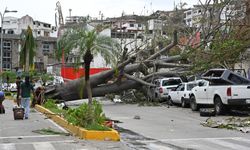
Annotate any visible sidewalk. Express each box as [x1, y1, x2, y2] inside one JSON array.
[[0, 99, 130, 150]]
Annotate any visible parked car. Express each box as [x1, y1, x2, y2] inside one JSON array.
[[2, 83, 17, 92], [1, 83, 8, 91], [168, 82, 198, 107], [190, 68, 250, 115], [153, 77, 183, 101], [8, 83, 17, 92]]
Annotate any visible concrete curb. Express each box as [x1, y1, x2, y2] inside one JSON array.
[[35, 105, 120, 141]]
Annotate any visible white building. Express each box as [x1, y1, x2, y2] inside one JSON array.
[[3, 15, 56, 37], [184, 1, 246, 28], [184, 7, 203, 27], [148, 19, 164, 35], [121, 22, 144, 33]]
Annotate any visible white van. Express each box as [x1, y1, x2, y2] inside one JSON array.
[[153, 77, 182, 101]]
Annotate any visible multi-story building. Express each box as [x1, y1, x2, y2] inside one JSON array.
[[147, 19, 163, 35], [0, 15, 57, 72], [184, 6, 203, 28], [184, 1, 246, 28]]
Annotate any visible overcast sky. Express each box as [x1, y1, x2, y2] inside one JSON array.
[[1, 0, 201, 26]]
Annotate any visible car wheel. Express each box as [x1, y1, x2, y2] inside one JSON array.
[[168, 96, 173, 106], [214, 96, 226, 115], [181, 98, 187, 108], [190, 96, 198, 111]]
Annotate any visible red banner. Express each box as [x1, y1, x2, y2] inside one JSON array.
[[61, 67, 110, 80]]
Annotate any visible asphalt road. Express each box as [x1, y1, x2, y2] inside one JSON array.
[[0, 99, 130, 150], [100, 100, 250, 150]]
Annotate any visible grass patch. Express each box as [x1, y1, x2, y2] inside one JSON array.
[[86, 123, 111, 131]]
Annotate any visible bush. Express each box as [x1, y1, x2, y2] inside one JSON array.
[[43, 99, 110, 131], [4, 92, 12, 96], [43, 99, 57, 109], [66, 100, 109, 130]]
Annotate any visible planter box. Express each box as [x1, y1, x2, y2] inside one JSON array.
[[35, 105, 120, 141]]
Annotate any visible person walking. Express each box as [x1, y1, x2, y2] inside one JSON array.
[[20, 76, 35, 119]]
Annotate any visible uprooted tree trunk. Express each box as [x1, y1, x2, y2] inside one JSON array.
[[46, 31, 190, 101]]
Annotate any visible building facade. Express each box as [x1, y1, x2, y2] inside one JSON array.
[[184, 1, 246, 28], [0, 15, 57, 72]]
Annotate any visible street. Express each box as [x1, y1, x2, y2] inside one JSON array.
[[101, 100, 250, 150], [0, 100, 130, 150], [2, 99, 250, 150]]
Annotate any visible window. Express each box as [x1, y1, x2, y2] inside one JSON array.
[[42, 43, 50, 53], [228, 74, 250, 84], [7, 30, 14, 34], [130, 24, 134, 27], [3, 42, 11, 47], [162, 79, 182, 86], [3, 41, 11, 51], [3, 51, 11, 70], [3, 63, 11, 70], [198, 81, 208, 87], [44, 32, 49, 37], [187, 83, 197, 91], [3, 58, 11, 62], [3, 52, 11, 57], [176, 84, 184, 91]]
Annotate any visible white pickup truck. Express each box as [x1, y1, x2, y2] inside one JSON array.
[[190, 69, 250, 115]]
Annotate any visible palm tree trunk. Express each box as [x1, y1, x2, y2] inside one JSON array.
[[84, 50, 93, 105], [25, 49, 30, 73]]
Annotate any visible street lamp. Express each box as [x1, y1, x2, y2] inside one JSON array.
[[0, 7, 17, 90]]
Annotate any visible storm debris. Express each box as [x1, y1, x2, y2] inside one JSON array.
[[201, 117, 250, 133]]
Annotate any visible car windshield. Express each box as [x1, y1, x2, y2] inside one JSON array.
[[162, 79, 181, 86]]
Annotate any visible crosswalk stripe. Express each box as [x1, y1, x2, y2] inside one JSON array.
[[0, 135, 60, 139], [234, 137, 250, 143], [0, 143, 15, 150], [148, 143, 173, 150], [33, 142, 56, 150], [166, 139, 215, 150], [0, 140, 75, 145], [138, 137, 250, 150], [206, 139, 250, 150], [159, 137, 242, 142]]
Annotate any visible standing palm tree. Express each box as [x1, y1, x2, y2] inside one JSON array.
[[58, 27, 120, 105], [20, 26, 36, 73]]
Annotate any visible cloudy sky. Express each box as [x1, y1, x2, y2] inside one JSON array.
[[1, 0, 201, 26]]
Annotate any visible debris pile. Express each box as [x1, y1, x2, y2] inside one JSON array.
[[201, 117, 250, 133]]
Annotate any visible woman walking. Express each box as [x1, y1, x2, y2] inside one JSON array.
[[20, 76, 35, 119]]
